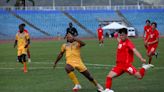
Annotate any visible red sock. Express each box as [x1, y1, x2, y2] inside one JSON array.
[[139, 68, 145, 79], [148, 57, 152, 64], [105, 77, 112, 89], [27, 50, 30, 59]]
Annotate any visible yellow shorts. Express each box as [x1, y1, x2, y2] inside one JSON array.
[[67, 60, 87, 72], [17, 48, 27, 56]]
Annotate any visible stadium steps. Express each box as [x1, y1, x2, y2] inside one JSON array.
[[61, 11, 97, 38], [5, 9, 51, 36], [115, 10, 139, 36]]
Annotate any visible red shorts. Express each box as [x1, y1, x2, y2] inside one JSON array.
[[147, 44, 158, 55], [98, 35, 103, 40], [111, 64, 137, 76]]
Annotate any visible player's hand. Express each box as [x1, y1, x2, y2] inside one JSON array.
[[140, 58, 146, 63]]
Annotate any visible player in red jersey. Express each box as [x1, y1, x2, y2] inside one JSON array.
[[143, 20, 152, 49], [97, 24, 104, 46], [18, 23, 31, 62], [102, 28, 152, 92], [145, 22, 159, 65]]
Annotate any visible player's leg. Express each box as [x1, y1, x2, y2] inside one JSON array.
[[133, 64, 152, 79], [147, 47, 156, 66], [22, 54, 28, 73], [27, 48, 31, 62], [80, 70, 103, 91], [65, 64, 81, 91], [103, 65, 123, 92], [101, 36, 104, 45], [18, 56, 23, 64]]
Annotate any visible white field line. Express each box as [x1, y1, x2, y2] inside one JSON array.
[[0, 62, 164, 70]]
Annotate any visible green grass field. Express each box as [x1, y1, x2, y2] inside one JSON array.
[[0, 38, 164, 92]]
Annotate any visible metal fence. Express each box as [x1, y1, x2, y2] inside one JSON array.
[[1, 0, 164, 7], [1, 5, 164, 11]]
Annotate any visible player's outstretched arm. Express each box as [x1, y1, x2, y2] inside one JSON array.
[[133, 48, 146, 63], [53, 51, 64, 69], [14, 40, 17, 48], [73, 37, 86, 47]]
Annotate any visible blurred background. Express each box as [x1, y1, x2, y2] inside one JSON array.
[[0, 0, 164, 39]]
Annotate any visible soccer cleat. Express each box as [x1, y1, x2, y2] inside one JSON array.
[[102, 89, 114, 92], [149, 64, 154, 68], [23, 70, 28, 73], [142, 64, 152, 70], [28, 58, 31, 63], [73, 84, 82, 92], [97, 83, 104, 92], [155, 52, 159, 59]]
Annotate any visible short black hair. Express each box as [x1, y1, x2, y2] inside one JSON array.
[[151, 22, 157, 28], [146, 19, 151, 23], [118, 28, 128, 34], [19, 23, 26, 27], [69, 22, 72, 25]]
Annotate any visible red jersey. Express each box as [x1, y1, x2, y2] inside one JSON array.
[[18, 29, 29, 34], [97, 28, 103, 36], [144, 25, 152, 40], [148, 29, 159, 46], [116, 39, 135, 65]]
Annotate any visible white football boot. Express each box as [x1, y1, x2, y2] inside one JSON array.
[[142, 64, 152, 70], [73, 84, 82, 92], [102, 89, 114, 92], [28, 58, 31, 63], [148, 64, 154, 68]]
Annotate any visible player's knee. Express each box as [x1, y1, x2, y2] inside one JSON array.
[[18, 56, 22, 63], [106, 71, 116, 78], [134, 72, 142, 79], [22, 54, 26, 62], [65, 66, 74, 73]]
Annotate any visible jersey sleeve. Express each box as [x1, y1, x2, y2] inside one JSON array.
[[61, 44, 66, 52], [76, 42, 81, 48], [128, 40, 135, 50], [25, 33, 30, 40]]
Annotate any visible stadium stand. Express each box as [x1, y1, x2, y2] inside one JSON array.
[[121, 9, 164, 35], [0, 8, 164, 39]]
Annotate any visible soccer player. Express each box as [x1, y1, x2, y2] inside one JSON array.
[[145, 22, 159, 65], [97, 24, 104, 46], [143, 20, 152, 49], [64, 22, 78, 39], [18, 23, 31, 62], [53, 33, 103, 92], [14, 24, 30, 73], [102, 28, 152, 92]]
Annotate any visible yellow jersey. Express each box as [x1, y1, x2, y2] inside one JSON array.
[[15, 32, 30, 50], [61, 41, 83, 63]]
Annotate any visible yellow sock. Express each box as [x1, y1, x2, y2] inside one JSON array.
[[68, 72, 79, 85]]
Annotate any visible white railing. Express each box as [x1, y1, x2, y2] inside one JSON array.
[[1, 5, 164, 11]]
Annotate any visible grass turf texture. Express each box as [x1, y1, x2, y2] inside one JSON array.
[[0, 38, 164, 92]]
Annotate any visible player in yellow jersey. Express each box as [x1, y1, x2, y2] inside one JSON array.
[[53, 33, 103, 92], [14, 24, 30, 73]]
